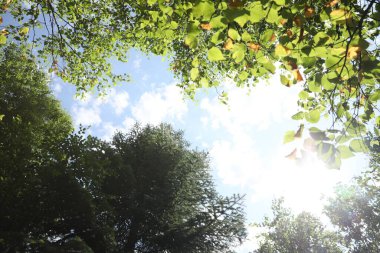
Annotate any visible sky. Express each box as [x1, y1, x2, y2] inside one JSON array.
[[51, 49, 368, 251]]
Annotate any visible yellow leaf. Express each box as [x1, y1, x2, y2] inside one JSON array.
[[223, 38, 234, 50], [286, 29, 293, 38], [347, 46, 361, 59], [279, 19, 288, 26], [292, 69, 303, 82], [325, 0, 340, 7], [304, 6, 315, 18], [1, 28, 9, 35], [330, 9, 352, 21], [200, 23, 212, 30], [247, 42, 260, 52]]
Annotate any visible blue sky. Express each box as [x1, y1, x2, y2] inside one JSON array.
[[51, 49, 368, 251]]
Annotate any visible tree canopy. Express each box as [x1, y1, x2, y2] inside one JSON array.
[[253, 198, 342, 253], [0, 46, 246, 252], [1, 0, 379, 167]]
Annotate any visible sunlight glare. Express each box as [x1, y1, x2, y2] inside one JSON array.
[[256, 154, 344, 215]]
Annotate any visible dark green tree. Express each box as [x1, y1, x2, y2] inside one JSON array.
[[0, 45, 113, 252], [104, 124, 247, 253], [253, 198, 343, 253]]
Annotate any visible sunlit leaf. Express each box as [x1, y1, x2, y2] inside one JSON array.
[[228, 28, 240, 41], [305, 110, 320, 123], [275, 44, 291, 57], [284, 130, 295, 144], [337, 145, 354, 159], [208, 47, 225, 61]]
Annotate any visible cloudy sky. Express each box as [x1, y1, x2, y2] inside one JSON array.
[[52, 49, 368, 251]]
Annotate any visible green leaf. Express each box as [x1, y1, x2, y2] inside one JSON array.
[[211, 30, 223, 44], [274, 0, 286, 5], [238, 71, 249, 81], [241, 31, 251, 42], [0, 35, 6, 45], [275, 44, 290, 57], [262, 61, 275, 74], [349, 139, 368, 153], [325, 55, 341, 68], [210, 16, 228, 29], [232, 43, 246, 63], [321, 75, 335, 90], [266, 8, 280, 24], [369, 90, 380, 102], [298, 91, 309, 100], [185, 35, 198, 48], [0, 114, 4, 121], [249, 2, 266, 23], [228, 28, 240, 41], [190, 68, 199, 80], [337, 145, 354, 159], [234, 14, 250, 27], [284, 130, 295, 144], [291, 112, 304, 120], [305, 110, 320, 123], [147, 0, 157, 6], [19, 27, 29, 36], [192, 1, 215, 20], [280, 75, 290, 86], [261, 29, 274, 43], [208, 47, 225, 61], [200, 77, 209, 87]]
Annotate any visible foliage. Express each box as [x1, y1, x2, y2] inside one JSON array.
[[105, 124, 247, 252], [253, 198, 343, 253], [0, 45, 113, 252], [2, 0, 379, 167], [0, 48, 246, 251], [324, 147, 380, 252]]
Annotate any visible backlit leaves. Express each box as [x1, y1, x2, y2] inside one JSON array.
[[208, 47, 225, 61], [1, 0, 379, 167]]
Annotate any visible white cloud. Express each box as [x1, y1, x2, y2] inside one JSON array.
[[200, 80, 300, 135], [109, 91, 129, 115], [131, 84, 188, 125], [210, 136, 262, 187], [123, 116, 136, 130], [72, 106, 102, 126]]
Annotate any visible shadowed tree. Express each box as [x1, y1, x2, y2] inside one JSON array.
[[104, 124, 247, 253], [0, 45, 113, 252]]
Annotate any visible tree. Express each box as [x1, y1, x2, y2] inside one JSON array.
[[0, 45, 113, 252], [0, 47, 246, 251], [324, 146, 380, 252], [104, 124, 247, 252], [1, 0, 379, 166], [253, 198, 343, 253]]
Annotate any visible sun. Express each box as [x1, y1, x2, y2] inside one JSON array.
[[269, 154, 343, 215]]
